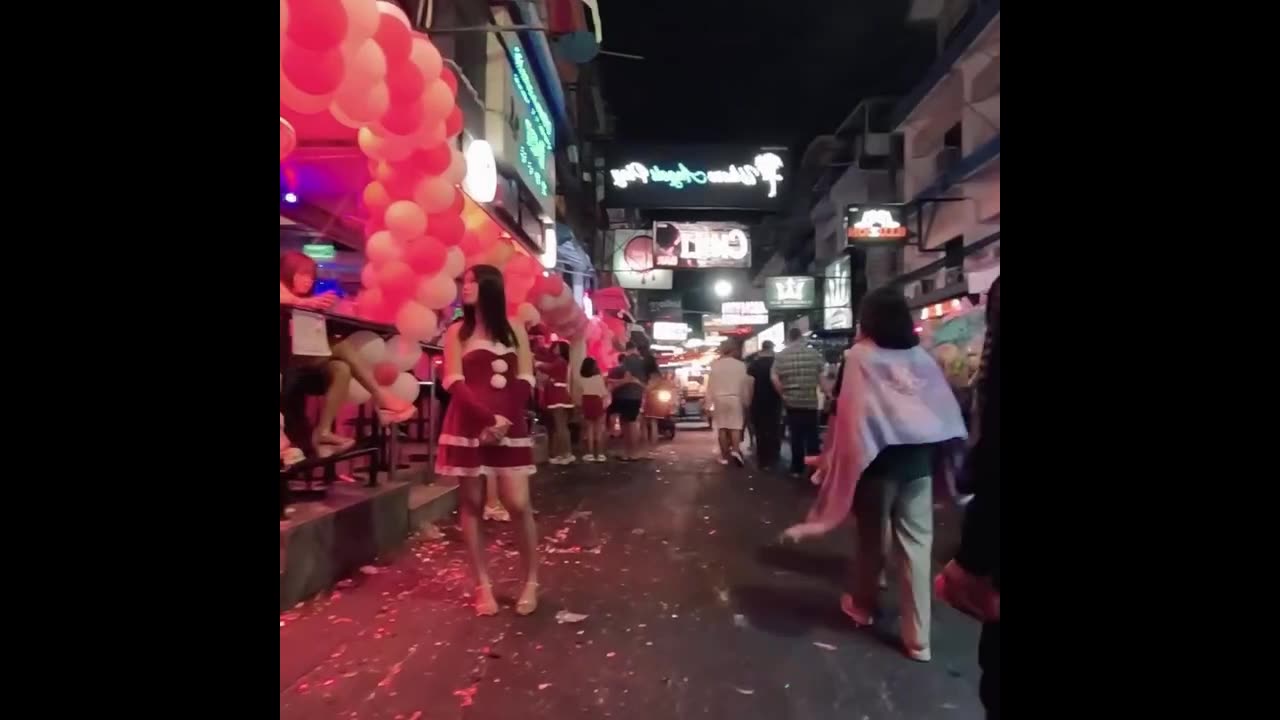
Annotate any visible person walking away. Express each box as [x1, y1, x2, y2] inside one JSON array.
[[783, 287, 968, 662], [640, 354, 664, 447], [579, 357, 610, 462], [936, 276, 1000, 718], [747, 340, 783, 470], [707, 340, 751, 466], [772, 328, 826, 479], [606, 343, 650, 460]]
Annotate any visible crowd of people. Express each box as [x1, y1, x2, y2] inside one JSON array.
[[281, 249, 999, 718]]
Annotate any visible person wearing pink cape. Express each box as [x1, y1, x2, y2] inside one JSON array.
[[784, 287, 968, 663]]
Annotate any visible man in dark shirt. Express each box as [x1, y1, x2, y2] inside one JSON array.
[[746, 341, 783, 469], [607, 343, 650, 460]]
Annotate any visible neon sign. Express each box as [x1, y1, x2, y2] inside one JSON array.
[[611, 153, 785, 198], [765, 276, 815, 310], [507, 46, 554, 208], [652, 221, 751, 269], [845, 205, 909, 241]]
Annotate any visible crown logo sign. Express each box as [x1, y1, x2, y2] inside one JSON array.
[[774, 277, 807, 303]]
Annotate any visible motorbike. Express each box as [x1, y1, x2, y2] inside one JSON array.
[[646, 385, 678, 440]]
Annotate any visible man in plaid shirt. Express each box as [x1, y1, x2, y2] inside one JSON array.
[[771, 328, 826, 478]]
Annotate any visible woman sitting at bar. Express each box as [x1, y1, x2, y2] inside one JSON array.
[[280, 251, 416, 454]]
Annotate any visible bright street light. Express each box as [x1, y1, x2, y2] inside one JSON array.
[[713, 279, 733, 298]]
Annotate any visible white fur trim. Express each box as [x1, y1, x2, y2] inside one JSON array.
[[553, 382, 569, 388], [490, 374, 508, 389], [438, 434, 534, 448], [546, 403, 575, 409], [434, 464, 538, 478], [517, 374, 535, 386], [491, 358, 509, 373], [462, 339, 516, 357]]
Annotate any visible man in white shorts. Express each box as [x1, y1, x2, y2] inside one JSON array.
[[707, 340, 751, 466]]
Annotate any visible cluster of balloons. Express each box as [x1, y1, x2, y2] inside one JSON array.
[[344, 331, 423, 404], [281, 0, 590, 344]]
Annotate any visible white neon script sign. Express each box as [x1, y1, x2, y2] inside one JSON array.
[[611, 153, 785, 198]]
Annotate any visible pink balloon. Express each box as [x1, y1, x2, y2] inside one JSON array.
[[362, 181, 392, 216], [388, 372, 422, 403], [380, 98, 424, 136], [409, 36, 443, 84], [360, 263, 379, 289], [385, 200, 427, 241], [516, 303, 541, 327], [281, 72, 332, 114], [342, 0, 380, 47], [396, 301, 439, 342], [384, 56, 425, 105], [378, 260, 418, 301], [282, 42, 346, 96], [421, 79, 454, 123], [376, 0, 410, 25], [444, 144, 467, 185], [333, 78, 389, 125], [413, 176, 457, 214], [443, 246, 466, 278], [415, 272, 457, 310], [410, 143, 452, 176], [286, 0, 348, 51], [357, 125, 411, 162], [372, 4, 412, 61], [364, 230, 403, 265], [355, 287, 392, 323]]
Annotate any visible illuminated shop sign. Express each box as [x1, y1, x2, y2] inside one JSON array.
[[652, 321, 691, 342], [505, 45, 555, 214], [765, 276, 815, 310], [605, 145, 789, 210], [845, 204, 909, 243], [302, 243, 336, 261], [720, 301, 769, 325], [652, 221, 751, 269]]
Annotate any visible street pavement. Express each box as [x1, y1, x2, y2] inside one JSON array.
[[280, 430, 984, 720]]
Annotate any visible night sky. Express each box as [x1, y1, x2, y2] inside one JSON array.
[[597, 0, 936, 153], [594, 1, 936, 311]]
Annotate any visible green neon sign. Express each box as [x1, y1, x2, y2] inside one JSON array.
[[507, 45, 554, 205], [303, 243, 336, 261]]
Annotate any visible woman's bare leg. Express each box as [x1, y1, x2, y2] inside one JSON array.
[[458, 478, 497, 615], [484, 474, 508, 520], [313, 360, 355, 447], [553, 409, 571, 458], [497, 472, 540, 614], [329, 339, 411, 411]]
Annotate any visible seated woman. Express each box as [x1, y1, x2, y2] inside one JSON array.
[[280, 251, 417, 454]]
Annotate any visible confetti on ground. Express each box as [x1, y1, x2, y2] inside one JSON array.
[[538, 683, 552, 691], [733, 614, 748, 628], [813, 642, 837, 651], [359, 565, 381, 576], [422, 525, 444, 540], [453, 686, 478, 707], [556, 610, 589, 624], [734, 687, 756, 695]]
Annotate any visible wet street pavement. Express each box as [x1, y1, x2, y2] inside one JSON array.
[[280, 430, 984, 720]]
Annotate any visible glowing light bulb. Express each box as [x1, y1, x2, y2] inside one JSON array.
[[284, 192, 298, 204]]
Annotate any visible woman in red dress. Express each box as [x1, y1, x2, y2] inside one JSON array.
[[540, 340, 576, 464], [435, 265, 540, 616]]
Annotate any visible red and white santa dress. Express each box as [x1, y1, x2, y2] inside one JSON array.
[[541, 354, 575, 412], [435, 338, 536, 478]]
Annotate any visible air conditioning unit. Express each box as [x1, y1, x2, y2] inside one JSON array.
[[864, 132, 890, 156]]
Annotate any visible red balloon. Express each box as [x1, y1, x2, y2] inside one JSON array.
[[364, 217, 385, 237], [282, 43, 346, 96], [373, 161, 418, 197], [286, 0, 348, 51], [379, 260, 418, 301], [440, 67, 458, 96], [444, 106, 463, 138], [384, 59, 425, 105], [458, 230, 486, 257], [404, 235, 447, 275], [373, 361, 400, 386], [373, 12, 412, 61], [427, 211, 465, 245], [446, 188, 465, 214], [381, 99, 424, 136], [410, 143, 452, 176]]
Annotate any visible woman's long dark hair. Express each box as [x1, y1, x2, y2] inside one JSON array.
[[460, 264, 517, 348], [858, 287, 919, 349], [280, 251, 317, 297], [553, 340, 570, 362], [580, 357, 600, 378]]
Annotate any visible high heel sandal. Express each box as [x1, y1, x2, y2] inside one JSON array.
[[474, 583, 498, 617], [515, 581, 539, 616]]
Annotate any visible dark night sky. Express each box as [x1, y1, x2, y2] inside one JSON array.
[[596, 0, 936, 153]]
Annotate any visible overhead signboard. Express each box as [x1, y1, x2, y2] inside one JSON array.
[[501, 44, 556, 218], [605, 145, 788, 210], [845, 204, 909, 244], [823, 256, 853, 330], [610, 228, 674, 290], [720, 301, 769, 325], [651, 221, 751, 269], [652, 321, 691, 342], [765, 276, 816, 310], [648, 297, 683, 321]]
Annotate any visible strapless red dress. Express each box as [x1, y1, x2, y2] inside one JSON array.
[[542, 357, 574, 410], [435, 342, 536, 478]]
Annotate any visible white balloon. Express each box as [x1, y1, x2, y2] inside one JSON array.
[[343, 0, 381, 47], [346, 330, 387, 365], [415, 273, 457, 310], [347, 377, 372, 405], [385, 334, 423, 372], [389, 372, 422, 403]]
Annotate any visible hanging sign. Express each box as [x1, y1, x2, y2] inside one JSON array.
[[845, 204, 909, 243], [765, 276, 816, 310], [605, 145, 788, 210], [651, 221, 751, 269]]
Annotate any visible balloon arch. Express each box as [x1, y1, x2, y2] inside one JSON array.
[[280, 0, 589, 349]]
